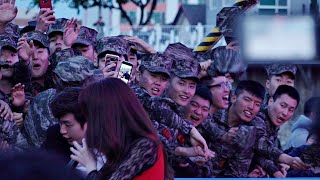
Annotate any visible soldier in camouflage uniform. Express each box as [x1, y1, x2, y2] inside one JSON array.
[[130, 53, 172, 106], [22, 56, 103, 148], [143, 43, 210, 157], [72, 26, 98, 62], [262, 64, 297, 109], [47, 18, 68, 54], [250, 85, 309, 177]]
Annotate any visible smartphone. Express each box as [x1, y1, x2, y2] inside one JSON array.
[[105, 54, 119, 72], [117, 61, 133, 83], [39, 0, 53, 9]]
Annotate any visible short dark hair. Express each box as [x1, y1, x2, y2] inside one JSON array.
[[273, 85, 300, 106], [50, 87, 86, 127], [235, 80, 265, 101], [194, 84, 213, 106], [304, 97, 320, 116]]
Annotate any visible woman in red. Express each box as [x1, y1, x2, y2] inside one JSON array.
[[71, 78, 171, 179]]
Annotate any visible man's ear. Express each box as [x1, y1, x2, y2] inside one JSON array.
[[266, 79, 270, 90], [268, 97, 274, 106], [136, 71, 141, 82]]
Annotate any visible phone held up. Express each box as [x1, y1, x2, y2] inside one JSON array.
[[117, 61, 133, 84], [39, 0, 53, 9], [105, 54, 119, 72]]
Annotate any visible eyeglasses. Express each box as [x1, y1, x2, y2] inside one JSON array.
[[208, 81, 232, 90]]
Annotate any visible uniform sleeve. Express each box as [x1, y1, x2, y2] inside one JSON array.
[[256, 156, 280, 176], [13, 61, 32, 94], [144, 97, 193, 135], [109, 138, 158, 180], [252, 117, 283, 161], [198, 119, 226, 142]]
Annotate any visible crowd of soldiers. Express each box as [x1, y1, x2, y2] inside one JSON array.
[[1, 0, 320, 179]]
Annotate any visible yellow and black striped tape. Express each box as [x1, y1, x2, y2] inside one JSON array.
[[193, 0, 257, 52]]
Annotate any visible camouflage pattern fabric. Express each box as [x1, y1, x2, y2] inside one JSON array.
[[75, 26, 98, 46], [206, 46, 246, 80], [143, 95, 193, 136], [0, 35, 17, 50], [53, 56, 103, 83], [3, 23, 20, 39], [25, 30, 49, 48], [130, 82, 151, 107], [96, 36, 129, 56], [265, 64, 297, 78], [47, 18, 68, 36], [22, 88, 57, 148], [140, 53, 173, 77], [49, 48, 82, 69], [163, 43, 200, 79]]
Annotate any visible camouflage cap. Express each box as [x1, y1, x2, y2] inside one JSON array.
[[26, 30, 49, 48], [47, 18, 68, 36], [74, 26, 98, 46], [0, 35, 17, 50], [140, 53, 173, 77], [53, 56, 103, 82], [164, 43, 200, 80], [96, 36, 129, 56], [265, 64, 297, 78], [207, 46, 246, 79], [49, 48, 82, 69], [20, 20, 36, 36]]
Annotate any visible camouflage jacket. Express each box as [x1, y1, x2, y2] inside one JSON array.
[[143, 95, 193, 135], [204, 112, 257, 177], [0, 116, 30, 152], [250, 110, 283, 175], [153, 120, 213, 177], [129, 82, 151, 107], [22, 89, 58, 148], [30, 66, 55, 97]]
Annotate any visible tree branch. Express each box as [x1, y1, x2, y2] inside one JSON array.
[[142, 0, 157, 25], [118, 2, 133, 25]]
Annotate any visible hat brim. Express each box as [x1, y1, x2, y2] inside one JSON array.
[[145, 66, 170, 77]]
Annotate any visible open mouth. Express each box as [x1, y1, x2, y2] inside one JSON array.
[[151, 87, 160, 94], [276, 117, 285, 124], [55, 47, 62, 51], [33, 64, 41, 70], [244, 110, 253, 118], [190, 114, 200, 121], [179, 95, 189, 102]]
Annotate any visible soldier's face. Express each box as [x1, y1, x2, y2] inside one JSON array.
[[0, 47, 18, 78], [266, 74, 295, 96], [74, 44, 96, 62], [137, 69, 169, 97], [185, 95, 210, 127], [49, 33, 63, 54], [31, 46, 50, 79], [59, 113, 87, 145], [231, 90, 262, 122], [268, 94, 297, 127], [208, 76, 231, 110], [167, 76, 197, 106]]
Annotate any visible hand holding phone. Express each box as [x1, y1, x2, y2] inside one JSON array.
[[105, 54, 119, 72], [117, 61, 133, 83], [39, 0, 53, 9]]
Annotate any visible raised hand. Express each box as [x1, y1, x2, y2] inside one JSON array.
[[0, 0, 18, 25], [63, 18, 81, 48], [11, 83, 26, 107], [35, 8, 55, 32]]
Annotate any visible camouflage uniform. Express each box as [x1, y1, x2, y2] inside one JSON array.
[[74, 26, 98, 46], [262, 64, 297, 109], [1, 23, 20, 39], [250, 110, 284, 176], [25, 30, 54, 96], [143, 43, 199, 136], [23, 56, 103, 148], [47, 18, 68, 37], [96, 36, 129, 57], [49, 48, 82, 70], [130, 53, 173, 106]]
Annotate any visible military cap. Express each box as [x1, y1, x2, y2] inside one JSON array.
[[25, 30, 49, 48], [74, 26, 98, 46], [265, 64, 297, 79], [4, 23, 20, 39], [20, 21, 36, 36], [0, 35, 17, 50], [96, 36, 129, 56], [164, 43, 200, 80], [47, 18, 68, 36], [49, 48, 82, 69], [207, 46, 246, 79], [53, 56, 103, 82], [140, 53, 173, 77]]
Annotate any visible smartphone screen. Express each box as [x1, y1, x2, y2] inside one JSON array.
[[105, 54, 119, 71], [117, 61, 133, 83], [39, 0, 53, 9]]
